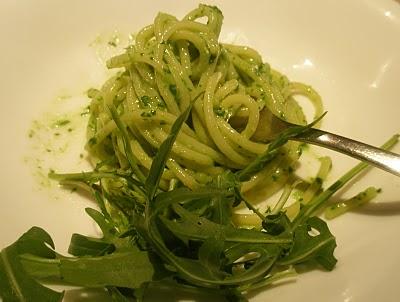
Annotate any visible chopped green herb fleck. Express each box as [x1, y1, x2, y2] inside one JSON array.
[[140, 110, 156, 118], [81, 106, 90, 116], [209, 55, 216, 64], [108, 34, 120, 47], [88, 137, 97, 146], [141, 95, 150, 106], [169, 84, 177, 97], [213, 106, 226, 118], [54, 119, 71, 127], [28, 130, 35, 138]]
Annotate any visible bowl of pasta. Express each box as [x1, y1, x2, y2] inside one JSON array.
[[0, 1, 399, 301]]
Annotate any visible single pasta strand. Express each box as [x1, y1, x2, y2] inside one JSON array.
[[191, 110, 215, 147], [151, 127, 215, 167], [220, 93, 260, 138], [183, 4, 223, 36], [164, 47, 192, 111], [161, 20, 213, 42], [202, 72, 251, 166], [283, 82, 324, 124], [166, 159, 200, 190], [135, 24, 155, 51], [177, 40, 192, 76], [169, 30, 213, 79], [155, 71, 181, 115], [222, 44, 263, 64], [217, 120, 267, 155], [214, 79, 239, 105], [161, 124, 227, 164]]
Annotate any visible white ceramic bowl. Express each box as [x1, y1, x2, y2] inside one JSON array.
[[0, 1, 399, 301]]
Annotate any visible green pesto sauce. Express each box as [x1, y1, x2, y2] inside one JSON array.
[[107, 34, 120, 47], [25, 94, 91, 191], [89, 31, 135, 68]]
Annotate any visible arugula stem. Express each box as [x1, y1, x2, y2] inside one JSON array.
[[236, 189, 265, 220], [49, 171, 118, 182], [108, 105, 146, 183], [271, 181, 299, 215]]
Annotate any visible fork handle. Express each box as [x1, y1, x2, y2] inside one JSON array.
[[294, 128, 400, 177]]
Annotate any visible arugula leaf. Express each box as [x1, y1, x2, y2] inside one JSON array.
[[85, 207, 117, 240], [68, 233, 115, 257], [207, 171, 238, 224], [13, 227, 57, 258], [262, 212, 292, 236], [198, 233, 227, 279], [59, 247, 162, 288], [145, 101, 195, 201], [279, 216, 337, 270], [21, 249, 164, 294], [142, 187, 290, 287], [0, 227, 64, 302], [208, 192, 234, 225], [161, 204, 291, 244], [19, 255, 61, 280]]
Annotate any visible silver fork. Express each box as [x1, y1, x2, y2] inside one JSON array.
[[251, 109, 400, 177]]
